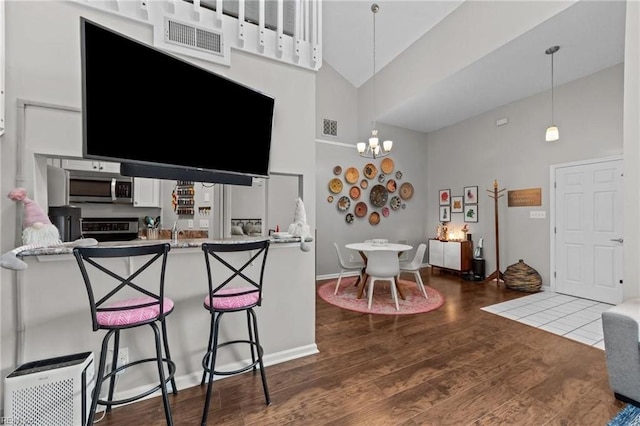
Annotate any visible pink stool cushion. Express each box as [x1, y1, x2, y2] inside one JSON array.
[[97, 296, 174, 327], [204, 287, 259, 310]]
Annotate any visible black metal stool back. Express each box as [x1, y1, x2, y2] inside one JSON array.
[[73, 243, 177, 426], [200, 239, 271, 425]]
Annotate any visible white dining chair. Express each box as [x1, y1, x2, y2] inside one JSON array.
[[333, 243, 365, 295], [399, 243, 428, 299], [365, 250, 400, 311]]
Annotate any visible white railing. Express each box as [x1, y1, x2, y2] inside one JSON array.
[[75, 0, 322, 71]]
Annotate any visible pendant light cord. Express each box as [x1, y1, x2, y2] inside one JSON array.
[[551, 51, 554, 124], [372, 4, 377, 130]]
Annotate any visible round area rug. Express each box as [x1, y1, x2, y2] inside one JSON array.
[[318, 276, 445, 315]]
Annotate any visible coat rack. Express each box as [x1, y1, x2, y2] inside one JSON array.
[[485, 179, 506, 285]]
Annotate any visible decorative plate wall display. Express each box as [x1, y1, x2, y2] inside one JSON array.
[[327, 195, 334, 203], [386, 179, 396, 192], [333, 165, 342, 175], [399, 182, 414, 200], [354, 201, 368, 217], [360, 179, 369, 189], [395, 171, 403, 180], [382, 206, 390, 217], [329, 178, 343, 194], [364, 163, 378, 179], [378, 173, 386, 183], [345, 213, 354, 224], [390, 196, 402, 210], [349, 186, 361, 200], [337, 196, 350, 211], [369, 184, 389, 207], [381, 158, 394, 174], [345, 167, 359, 184], [369, 211, 381, 225]]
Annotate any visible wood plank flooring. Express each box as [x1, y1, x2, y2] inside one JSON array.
[[93, 270, 624, 425]]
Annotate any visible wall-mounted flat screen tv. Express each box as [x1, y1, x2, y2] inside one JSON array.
[[80, 17, 274, 182]]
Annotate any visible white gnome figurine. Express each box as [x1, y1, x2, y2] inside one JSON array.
[[1, 188, 98, 270], [287, 197, 312, 252]]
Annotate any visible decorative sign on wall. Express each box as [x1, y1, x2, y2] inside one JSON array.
[[507, 188, 542, 207]]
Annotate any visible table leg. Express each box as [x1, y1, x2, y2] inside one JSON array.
[[357, 272, 369, 299]]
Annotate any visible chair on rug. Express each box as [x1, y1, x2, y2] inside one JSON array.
[[333, 242, 365, 295], [199, 240, 271, 426], [365, 250, 400, 311], [399, 243, 428, 299], [73, 243, 177, 426]]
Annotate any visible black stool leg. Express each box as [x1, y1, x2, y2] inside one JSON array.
[[88, 330, 114, 426], [151, 322, 173, 426], [249, 309, 270, 405], [201, 311, 223, 426], [106, 330, 120, 413], [160, 319, 178, 394], [246, 311, 257, 372], [200, 311, 216, 386]]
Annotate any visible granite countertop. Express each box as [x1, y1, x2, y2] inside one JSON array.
[[19, 235, 312, 257]]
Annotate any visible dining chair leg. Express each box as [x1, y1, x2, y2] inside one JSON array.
[[334, 271, 344, 295], [367, 277, 375, 309], [390, 278, 399, 311], [415, 271, 428, 299]]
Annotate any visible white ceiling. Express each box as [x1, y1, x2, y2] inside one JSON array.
[[322, 0, 627, 134]]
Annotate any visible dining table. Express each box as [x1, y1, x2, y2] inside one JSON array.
[[345, 241, 413, 300]]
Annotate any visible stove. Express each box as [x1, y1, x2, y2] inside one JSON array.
[[81, 217, 139, 242]]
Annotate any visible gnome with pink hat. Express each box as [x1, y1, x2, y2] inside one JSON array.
[[1, 188, 97, 270]]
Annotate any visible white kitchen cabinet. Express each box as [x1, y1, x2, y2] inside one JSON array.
[[62, 159, 120, 173], [428, 239, 472, 274], [133, 177, 161, 208]]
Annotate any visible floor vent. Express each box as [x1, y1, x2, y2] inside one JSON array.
[[164, 18, 223, 56], [322, 119, 338, 137]]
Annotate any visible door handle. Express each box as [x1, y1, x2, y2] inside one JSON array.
[[610, 238, 624, 243]]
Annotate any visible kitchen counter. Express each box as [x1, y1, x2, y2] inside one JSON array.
[[18, 235, 312, 257]]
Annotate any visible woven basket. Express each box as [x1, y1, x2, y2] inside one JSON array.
[[504, 259, 542, 293]]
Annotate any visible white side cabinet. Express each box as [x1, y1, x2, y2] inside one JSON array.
[[62, 159, 120, 173], [133, 177, 161, 208], [428, 239, 472, 274]]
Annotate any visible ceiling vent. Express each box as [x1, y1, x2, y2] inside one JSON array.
[[164, 18, 223, 56], [322, 119, 338, 137]]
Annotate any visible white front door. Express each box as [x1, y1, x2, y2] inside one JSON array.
[[553, 157, 623, 304]]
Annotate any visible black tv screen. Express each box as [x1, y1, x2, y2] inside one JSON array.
[[80, 17, 274, 180]]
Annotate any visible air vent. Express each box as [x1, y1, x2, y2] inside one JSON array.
[[322, 119, 338, 137], [164, 18, 223, 56]]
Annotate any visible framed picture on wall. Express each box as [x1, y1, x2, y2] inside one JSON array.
[[439, 205, 451, 222], [464, 205, 478, 223], [439, 189, 451, 205], [451, 196, 464, 213], [464, 186, 478, 204]]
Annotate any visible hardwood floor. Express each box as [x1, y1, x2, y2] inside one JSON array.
[[94, 270, 624, 425]]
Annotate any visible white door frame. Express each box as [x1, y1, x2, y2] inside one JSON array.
[[549, 154, 623, 294]]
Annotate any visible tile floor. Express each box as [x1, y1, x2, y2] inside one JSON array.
[[481, 291, 614, 350]]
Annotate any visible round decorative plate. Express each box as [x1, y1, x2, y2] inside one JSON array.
[[345, 213, 354, 224], [386, 179, 397, 193], [329, 178, 343, 194], [399, 182, 414, 200], [369, 211, 381, 225], [395, 170, 403, 180], [345, 167, 359, 184], [378, 173, 386, 183], [327, 195, 334, 203], [382, 206, 390, 217], [337, 196, 350, 211], [381, 158, 394, 174], [333, 165, 342, 175], [364, 163, 378, 179], [355, 201, 368, 217], [349, 186, 361, 200], [369, 184, 389, 207], [390, 196, 402, 210], [360, 179, 369, 189]]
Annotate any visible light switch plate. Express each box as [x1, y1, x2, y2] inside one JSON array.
[[199, 219, 209, 228], [188, 220, 194, 229], [530, 211, 546, 219]]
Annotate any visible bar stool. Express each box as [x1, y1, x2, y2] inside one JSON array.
[[200, 239, 271, 426], [73, 243, 177, 426]]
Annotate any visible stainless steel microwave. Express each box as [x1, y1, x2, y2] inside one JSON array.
[[67, 171, 133, 204]]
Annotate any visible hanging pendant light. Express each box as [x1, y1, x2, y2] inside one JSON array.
[[357, 4, 393, 159], [545, 45, 560, 142]]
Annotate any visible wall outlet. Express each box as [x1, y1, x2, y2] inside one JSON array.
[[199, 219, 209, 228], [116, 347, 128, 375], [188, 219, 194, 229], [530, 211, 546, 219]]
